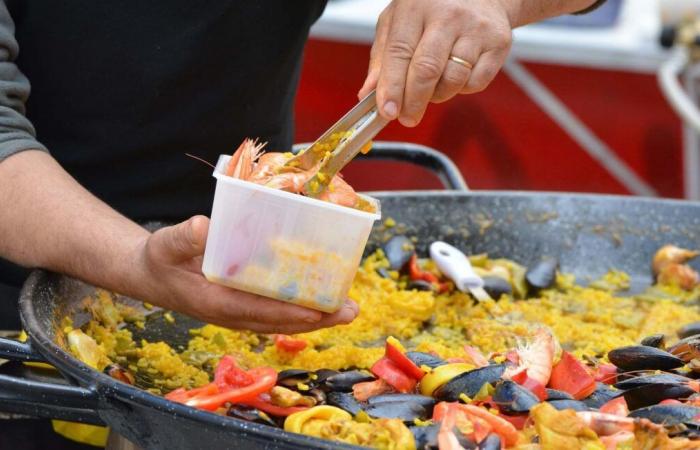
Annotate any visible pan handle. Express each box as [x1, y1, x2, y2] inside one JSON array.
[[0, 337, 104, 425], [293, 141, 469, 191]]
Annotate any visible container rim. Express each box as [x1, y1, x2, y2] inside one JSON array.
[[213, 154, 382, 220]]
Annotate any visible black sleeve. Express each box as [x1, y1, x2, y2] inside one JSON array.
[[0, 1, 48, 162], [574, 0, 608, 15]]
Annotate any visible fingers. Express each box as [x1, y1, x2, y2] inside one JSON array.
[[150, 216, 210, 263], [236, 300, 360, 335], [375, 1, 423, 121], [399, 25, 456, 127], [358, 4, 393, 100], [461, 47, 509, 94], [432, 37, 478, 104]]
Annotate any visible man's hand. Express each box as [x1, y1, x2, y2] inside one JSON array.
[[134, 216, 359, 334], [359, 0, 600, 127]]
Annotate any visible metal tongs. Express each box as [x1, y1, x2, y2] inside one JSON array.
[[285, 90, 389, 198]]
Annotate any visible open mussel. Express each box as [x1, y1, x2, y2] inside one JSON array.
[[322, 370, 375, 392], [525, 258, 558, 291], [482, 276, 512, 299], [406, 352, 446, 369], [492, 380, 539, 415], [608, 345, 684, 371], [628, 404, 700, 427], [227, 405, 277, 427], [326, 391, 363, 415], [434, 364, 505, 401], [277, 369, 312, 389], [621, 383, 697, 411], [547, 399, 590, 412], [384, 235, 415, 271]]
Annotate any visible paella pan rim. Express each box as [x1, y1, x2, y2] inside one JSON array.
[[16, 190, 700, 448]]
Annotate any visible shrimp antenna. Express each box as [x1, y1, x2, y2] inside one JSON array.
[[185, 153, 216, 169]]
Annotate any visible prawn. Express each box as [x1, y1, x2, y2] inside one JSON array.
[[576, 411, 636, 436], [503, 328, 559, 387]]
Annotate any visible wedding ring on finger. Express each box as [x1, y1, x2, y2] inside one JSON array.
[[449, 55, 473, 70]]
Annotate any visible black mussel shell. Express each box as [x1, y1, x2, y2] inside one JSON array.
[[406, 352, 446, 369], [277, 369, 312, 388], [313, 369, 339, 384], [547, 399, 590, 412], [492, 380, 539, 415], [640, 334, 666, 349], [384, 236, 415, 271], [227, 405, 277, 427], [368, 394, 436, 412], [622, 383, 696, 411], [326, 391, 363, 415], [410, 424, 440, 450], [614, 373, 692, 390], [679, 323, 700, 340], [407, 280, 435, 292], [482, 276, 512, 299], [525, 258, 558, 290], [376, 267, 392, 279], [365, 401, 429, 422], [608, 345, 684, 371], [323, 370, 375, 392], [629, 404, 700, 426], [478, 434, 502, 450], [545, 389, 574, 401], [307, 388, 326, 405], [434, 364, 506, 401], [104, 364, 135, 385], [582, 383, 619, 409]]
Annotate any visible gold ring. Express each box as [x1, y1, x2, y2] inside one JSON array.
[[449, 55, 473, 70]]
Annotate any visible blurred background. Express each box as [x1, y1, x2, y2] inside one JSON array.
[[294, 0, 700, 198]]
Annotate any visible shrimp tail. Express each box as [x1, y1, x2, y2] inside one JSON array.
[[226, 138, 266, 180]]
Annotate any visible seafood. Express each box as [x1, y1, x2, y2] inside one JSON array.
[[607, 345, 685, 371], [224, 138, 369, 211], [433, 365, 506, 401], [503, 328, 559, 388], [524, 258, 558, 291]]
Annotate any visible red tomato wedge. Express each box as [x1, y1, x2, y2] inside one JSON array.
[[371, 357, 417, 393], [593, 363, 618, 385], [511, 370, 547, 401], [600, 397, 629, 417], [385, 338, 425, 380], [214, 355, 254, 389], [273, 335, 308, 354], [549, 351, 596, 400]]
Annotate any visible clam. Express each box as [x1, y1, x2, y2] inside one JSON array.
[[608, 345, 684, 371]]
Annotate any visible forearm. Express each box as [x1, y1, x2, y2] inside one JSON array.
[[501, 0, 601, 28], [0, 150, 150, 298]]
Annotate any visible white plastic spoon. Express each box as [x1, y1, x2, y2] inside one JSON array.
[[429, 241, 492, 302]]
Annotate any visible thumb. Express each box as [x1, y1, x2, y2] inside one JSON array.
[[152, 215, 209, 263]]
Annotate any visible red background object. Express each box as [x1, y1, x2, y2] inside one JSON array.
[[294, 39, 683, 197]]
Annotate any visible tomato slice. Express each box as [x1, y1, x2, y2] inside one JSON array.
[[600, 397, 629, 417], [371, 357, 417, 393], [184, 367, 278, 411], [274, 335, 308, 354], [214, 355, 254, 389], [385, 339, 425, 380], [243, 396, 309, 417], [549, 351, 596, 400]]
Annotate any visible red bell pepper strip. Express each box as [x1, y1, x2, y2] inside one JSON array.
[[408, 254, 439, 284], [511, 370, 547, 401], [433, 402, 518, 447], [273, 335, 308, 354], [600, 397, 629, 417], [242, 395, 309, 417], [549, 351, 597, 400], [385, 338, 425, 380], [593, 363, 618, 385], [371, 357, 417, 393], [353, 378, 394, 402]]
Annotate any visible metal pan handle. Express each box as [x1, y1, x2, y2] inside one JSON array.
[[0, 337, 103, 424], [293, 141, 469, 191]]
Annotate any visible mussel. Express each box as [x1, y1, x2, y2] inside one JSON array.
[[581, 383, 619, 409], [482, 276, 512, 299], [614, 373, 692, 390], [478, 434, 502, 450], [679, 324, 700, 340], [407, 280, 435, 292], [384, 235, 415, 271], [628, 404, 700, 427], [525, 258, 558, 291], [365, 400, 430, 422], [322, 370, 375, 392], [367, 394, 436, 411], [376, 267, 392, 279], [406, 352, 447, 369], [434, 364, 505, 401], [607, 345, 684, 371], [227, 405, 277, 427], [547, 399, 590, 412], [410, 424, 477, 450], [640, 334, 666, 349], [545, 389, 574, 401], [621, 383, 697, 411], [492, 380, 539, 415], [668, 336, 700, 363], [277, 369, 312, 389], [326, 391, 363, 415]]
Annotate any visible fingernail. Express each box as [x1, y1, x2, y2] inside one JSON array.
[[383, 101, 398, 119], [345, 300, 359, 315], [399, 116, 417, 128], [338, 305, 357, 324]]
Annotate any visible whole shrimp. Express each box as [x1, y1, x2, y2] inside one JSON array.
[[503, 327, 560, 387]]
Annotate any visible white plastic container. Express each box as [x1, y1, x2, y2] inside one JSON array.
[[202, 155, 381, 313]]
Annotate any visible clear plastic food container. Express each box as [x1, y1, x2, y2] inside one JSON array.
[[202, 155, 381, 313]]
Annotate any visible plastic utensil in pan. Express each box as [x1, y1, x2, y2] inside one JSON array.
[[429, 241, 492, 301]]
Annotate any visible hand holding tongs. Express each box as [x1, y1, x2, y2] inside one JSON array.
[[285, 90, 389, 198]]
